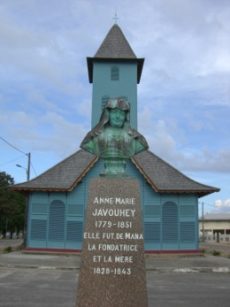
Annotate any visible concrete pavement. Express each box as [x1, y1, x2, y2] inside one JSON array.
[[1, 240, 229, 307], [0, 239, 229, 273]]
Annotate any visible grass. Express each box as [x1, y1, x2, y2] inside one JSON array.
[[212, 250, 221, 256], [199, 248, 206, 254], [3, 246, 12, 253]]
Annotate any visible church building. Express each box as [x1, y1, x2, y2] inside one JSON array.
[[13, 24, 219, 252]]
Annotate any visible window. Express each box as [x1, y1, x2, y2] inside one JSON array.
[[180, 222, 195, 242], [31, 219, 47, 240], [48, 200, 65, 241], [111, 66, 119, 80], [162, 201, 178, 243], [144, 222, 161, 243], [66, 221, 83, 242]]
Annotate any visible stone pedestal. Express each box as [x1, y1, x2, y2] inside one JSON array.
[[76, 178, 148, 307]]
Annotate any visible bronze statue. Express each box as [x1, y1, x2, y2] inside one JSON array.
[[81, 98, 148, 175]]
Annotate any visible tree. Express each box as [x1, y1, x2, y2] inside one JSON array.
[[0, 171, 26, 238]]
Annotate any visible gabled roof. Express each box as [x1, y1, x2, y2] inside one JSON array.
[[87, 24, 144, 83], [12, 149, 219, 197], [12, 150, 97, 192], [94, 24, 137, 59], [132, 151, 219, 196]]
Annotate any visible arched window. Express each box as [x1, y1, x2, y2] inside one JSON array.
[[48, 200, 65, 241], [162, 201, 178, 243], [111, 66, 119, 80]]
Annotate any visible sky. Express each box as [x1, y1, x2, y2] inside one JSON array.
[[0, 0, 229, 215]]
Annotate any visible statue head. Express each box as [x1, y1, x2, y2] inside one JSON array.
[[109, 108, 126, 128], [96, 98, 130, 131]]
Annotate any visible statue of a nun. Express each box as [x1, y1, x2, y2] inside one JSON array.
[[80, 98, 148, 176]]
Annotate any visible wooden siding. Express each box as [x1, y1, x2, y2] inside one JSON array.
[[91, 62, 138, 129], [27, 160, 199, 251]]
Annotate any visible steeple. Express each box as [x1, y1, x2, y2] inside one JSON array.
[[87, 25, 144, 84], [95, 24, 137, 59]]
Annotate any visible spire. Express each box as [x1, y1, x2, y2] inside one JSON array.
[[94, 24, 137, 59], [87, 24, 144, 83]]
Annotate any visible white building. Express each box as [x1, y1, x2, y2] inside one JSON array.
[[199, 213, 230, 242]]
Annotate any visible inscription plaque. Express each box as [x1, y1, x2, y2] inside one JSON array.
[[76, 178, 148, 307]]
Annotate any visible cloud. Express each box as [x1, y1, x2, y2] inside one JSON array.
[[176, 148, 230, 173], [0, 0, 229, 190], [215, 199, 230, 208], [0, 108, 87, 158], [138, 102, 230, 174], [0, 3, 90, 98]]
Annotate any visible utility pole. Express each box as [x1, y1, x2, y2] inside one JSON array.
[[16, 152, 31, 182], [26, 152, 31, 181], [16, 152, 31, 243], [202, 202, 205, 242]]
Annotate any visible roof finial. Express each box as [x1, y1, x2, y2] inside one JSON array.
[[113, 12, 119, 24]]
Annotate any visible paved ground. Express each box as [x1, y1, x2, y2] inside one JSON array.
[[1, 248, 230, 273], [0, 267, 76, 307], [148, 272, 230, 307], [0, 240, 229, 306], [0, 268, 229, 307]]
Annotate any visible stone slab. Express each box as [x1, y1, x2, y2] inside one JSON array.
[[76, 177, 148, 307]]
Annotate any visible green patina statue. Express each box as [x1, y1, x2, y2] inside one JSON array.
[[80, 98, 148, 176]]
